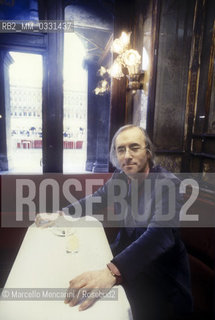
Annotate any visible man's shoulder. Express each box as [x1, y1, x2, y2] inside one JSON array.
[[150, 165, 169, 174], [150, 165, 180, 183]]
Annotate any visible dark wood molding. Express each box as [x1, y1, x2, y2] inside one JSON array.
[[42, 0, 64, 172], [192, 133, 215, 138], [204, 19, 215, 132], [146, 0, 161, 141], [108, 0, 135, 151], [191, 152, 215, 160], [0, 51, 11, 171], [155, 150, 184, 154], [182, 0, 206, 172]]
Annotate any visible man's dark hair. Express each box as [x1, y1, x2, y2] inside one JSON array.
[[110, 124, 155, 169]]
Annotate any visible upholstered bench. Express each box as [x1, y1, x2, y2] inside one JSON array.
[[181, 188, 215, 320]]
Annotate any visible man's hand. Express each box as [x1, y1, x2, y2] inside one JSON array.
[[35, 211, 64, 228], [64, 268, 116, 311]]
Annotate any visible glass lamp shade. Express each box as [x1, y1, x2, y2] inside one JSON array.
[[98, 66, 107, 76], [111, 38, 124, 54], [119, 31, 131, 48], [109, 61, 124, 79], [123, 49, 141, 75]]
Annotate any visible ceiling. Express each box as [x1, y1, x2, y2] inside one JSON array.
[[65, 0, 114, 63]]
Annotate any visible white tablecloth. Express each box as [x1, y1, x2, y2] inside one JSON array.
[[0, 217, 132, 320]]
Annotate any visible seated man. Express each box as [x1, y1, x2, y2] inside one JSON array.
[[36, 125, 193, 320]]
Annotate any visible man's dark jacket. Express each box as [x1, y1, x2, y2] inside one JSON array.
[[65, 165, 193, 319]]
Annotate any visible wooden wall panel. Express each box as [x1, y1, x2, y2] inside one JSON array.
[[154, 154, 182, 172], [153, 0, 195, 151], [194, 0, 215, 135]]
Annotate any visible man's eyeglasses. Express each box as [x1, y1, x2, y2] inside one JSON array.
[[116, 145, 148, 156]]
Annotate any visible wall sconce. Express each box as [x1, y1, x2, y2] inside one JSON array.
[[94, 31, 148, 95]]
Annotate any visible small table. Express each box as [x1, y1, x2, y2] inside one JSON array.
[[0, 216, 132, 320]]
